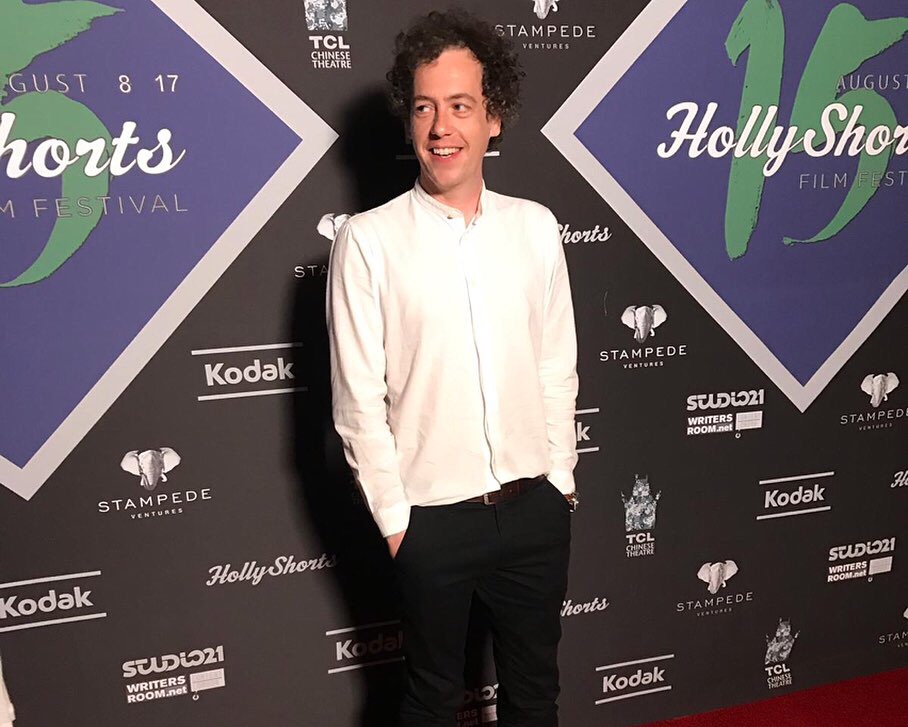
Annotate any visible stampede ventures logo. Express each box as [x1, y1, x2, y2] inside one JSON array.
[[496, 0, 597, 52], [0, 0, 335, 502], [764, 618, 799, 690], [621, 474, 661, 558], [120, 447, 181, 491], [677, 559, 754, 617], [600, 302, 688, 370], [296, 210, 348, 279], [877, 607, 908, 649], [305, 0, 352, 69], [99, 447, 211, 520], [840, 372, 905, 431], [545, 0, 908, 412], [122, 644, 226, 704]]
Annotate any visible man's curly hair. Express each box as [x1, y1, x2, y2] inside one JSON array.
[[387, 9, 523, 147]]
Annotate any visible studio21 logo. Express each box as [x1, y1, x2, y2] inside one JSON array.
[[0, 1, 185, 288], [658, 0, 908, 260]]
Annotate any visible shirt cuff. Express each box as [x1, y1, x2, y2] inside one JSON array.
[[374, 501, 411, 538], [546, 468, 575, 495]]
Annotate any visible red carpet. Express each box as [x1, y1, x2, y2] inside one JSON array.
[[646, 668, 907, 726]]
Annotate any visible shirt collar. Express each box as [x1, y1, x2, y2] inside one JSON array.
[[412, 178, 488, 224]]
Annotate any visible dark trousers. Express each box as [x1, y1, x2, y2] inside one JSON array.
[[394, 479, 572, 727]]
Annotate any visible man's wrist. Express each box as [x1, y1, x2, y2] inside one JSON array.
[[564, 491, 579, 512]]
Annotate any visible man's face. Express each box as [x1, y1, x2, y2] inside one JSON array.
[[409, 47, 501, 198]]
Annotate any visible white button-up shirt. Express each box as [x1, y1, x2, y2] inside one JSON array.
[[326, 181, 578, 536]]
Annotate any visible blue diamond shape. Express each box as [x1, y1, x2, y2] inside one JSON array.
[[545, 0, 908, 409], [0, 0, 335, 496]]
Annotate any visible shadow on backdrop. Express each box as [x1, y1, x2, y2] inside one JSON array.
[[288, 86, 495, 726]]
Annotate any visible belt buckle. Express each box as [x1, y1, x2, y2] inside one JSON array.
[[482, 492, 493, 505]]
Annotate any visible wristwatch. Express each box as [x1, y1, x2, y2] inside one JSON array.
[[565, 491, 580, 513]]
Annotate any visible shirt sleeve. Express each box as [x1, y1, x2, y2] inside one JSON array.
[[0, 653, 14, 727], [326, 219, 410, 537], [539, 211, 579, 494]]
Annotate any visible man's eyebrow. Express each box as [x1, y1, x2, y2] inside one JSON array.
[[412, 93, 479, 103]]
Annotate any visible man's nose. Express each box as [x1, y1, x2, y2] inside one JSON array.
[[430, 109, 450, 137]]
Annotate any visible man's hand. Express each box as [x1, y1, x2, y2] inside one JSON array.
[[386, 530, 406, 558]]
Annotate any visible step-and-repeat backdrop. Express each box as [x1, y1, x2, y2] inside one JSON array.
[[1, 1, 905, 725]]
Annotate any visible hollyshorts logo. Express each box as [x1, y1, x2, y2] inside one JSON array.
[[801, 70, 908, 190], [685, 389, 764, 437], [757, 471, 833, 522], [764, 618, 799, 690], [827, 537, 896, 583], [122, 645, 226, 704], [876, 607, 908, 649], [98, 447, 212, 520], [206, 553, 337, 587], [306, 0, 352, 69], [0, 1, 335, 502], [190, 342, 306, 402], [559, 222, 611, 245], [325, 620, 404, 674], [840, 372, 905, 431], [622, 474, 660, 558], [575, 406, 600, 456], [0, 570, 106, 634], [600, 302, 688, 370], [892, 469, 908, 488], [495, 1, 597, 52], [544, 0, 908, 414], [458, 683, 498, 727], [594, 653, 674, 706], [677, 560, 755, 617], [561, 595, 609, 618]]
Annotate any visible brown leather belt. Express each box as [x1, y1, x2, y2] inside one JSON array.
[[465, 475, 547, 505]]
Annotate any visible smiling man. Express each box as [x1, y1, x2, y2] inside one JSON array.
[[327, 10, 578, 727]]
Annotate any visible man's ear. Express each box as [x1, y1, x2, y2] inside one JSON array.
[[488, 114, 502, 140]]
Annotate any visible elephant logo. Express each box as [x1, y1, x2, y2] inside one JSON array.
[[621, 474, 661, 532], [765, 619, 799, 665], [317, 212, 351, 240], [861, 373, 899, 408], [532, 0, 559, 20], [304, 0, 347, 31], [903, 606, 908, 620], [697, 560, 738, 595], [120, 448, 181, 491], [621, 305, 667, 343], [0, 0, 120, 287]]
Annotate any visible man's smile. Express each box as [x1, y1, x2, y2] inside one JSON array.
[[429, 146, 463, 159]]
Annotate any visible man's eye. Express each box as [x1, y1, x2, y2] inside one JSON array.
[[454, 104, 469, 112], [414, 105, 430, 114]]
